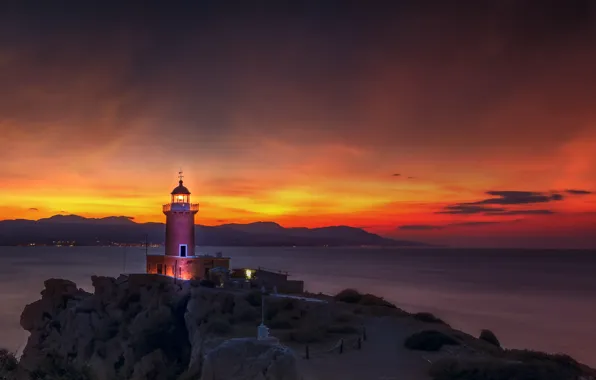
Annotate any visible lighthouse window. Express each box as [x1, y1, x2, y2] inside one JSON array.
[[157, 264, 163, 275], [180, 244, 187, 257]]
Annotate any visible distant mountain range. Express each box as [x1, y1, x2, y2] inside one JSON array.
[[0, 214, 429, 247]]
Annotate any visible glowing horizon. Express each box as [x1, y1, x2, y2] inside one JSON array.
[[1, 3, 595, 248]]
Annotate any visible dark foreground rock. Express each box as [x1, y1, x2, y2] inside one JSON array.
[[201, 338, 300, 380], [20, 275, 370, 379], [19, 275, 305, 380]]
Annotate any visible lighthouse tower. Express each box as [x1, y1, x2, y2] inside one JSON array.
[[146, 171, 230, 280], [163, 171, 199, 257]]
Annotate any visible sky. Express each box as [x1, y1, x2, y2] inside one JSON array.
[[0, 1, 595, 248]]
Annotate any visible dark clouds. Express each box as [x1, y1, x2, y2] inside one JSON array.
[[437, 189, 593, 215], [437, 205, 507, 215], [566, 189, 593, 195], [398, 220, 506, 231], [1, 1, 595, 157], [487, 210, 555, 216], [398, 224, 443, 230], [472, 191, 564, 205]]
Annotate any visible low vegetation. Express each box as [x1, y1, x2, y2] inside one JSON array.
[[412, 312, 449, 326], [479, 329, 501, 347], [334, 289, 362, 303], [429, 356, 587, 380], [334, 289, 396, 308], [0, 349, 93, 380], [404, 330, 460, 351], [244, 290, 263, 307], [1, 349, 18, 379]]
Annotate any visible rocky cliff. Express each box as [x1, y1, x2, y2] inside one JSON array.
[[18, 275, 309, 380]]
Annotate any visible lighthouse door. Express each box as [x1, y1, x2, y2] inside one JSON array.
[[179, 244, 188, 257]]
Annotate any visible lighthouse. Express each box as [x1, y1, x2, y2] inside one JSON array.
[[164, 171, 199, 257], [146, 172, 230, 280]]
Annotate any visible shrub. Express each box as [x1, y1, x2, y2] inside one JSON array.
[[428, 357, 585, 380], [28, 352, 93, 380], [404, 330, 459, 351], [245, 290, 263, 307], [334, 289, 362, 304], [326, 325, 360, 334], [359, 294, 396, 308], [479, 329, 501, 347], [280, 298, 296, 311], [0, 349, 18, 369], [268, 319, 293, 330], [413, 312, 449, 326], [291, 329, 326, 343], [335, 311, 355, 323], [505, 349, 584, 374], [0, 349, 18, 379]]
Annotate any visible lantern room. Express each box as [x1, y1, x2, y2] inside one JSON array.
[[171, 180, 191, 204]]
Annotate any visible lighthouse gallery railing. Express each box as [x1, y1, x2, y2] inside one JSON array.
[[163, 203, 199, 212]]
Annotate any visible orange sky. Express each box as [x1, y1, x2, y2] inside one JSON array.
[[0, 3, 595, 247]]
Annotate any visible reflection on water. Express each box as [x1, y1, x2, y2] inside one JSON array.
[[1, 246, 595, 366]]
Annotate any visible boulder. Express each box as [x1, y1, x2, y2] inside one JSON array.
[[19, 275, 192, 380], [200, 338, 301, 380]]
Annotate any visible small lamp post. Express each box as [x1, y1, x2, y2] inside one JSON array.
[[257, 286, 270, 340]]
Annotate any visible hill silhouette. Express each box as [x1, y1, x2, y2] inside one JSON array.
[[0, 214, 428, 247]]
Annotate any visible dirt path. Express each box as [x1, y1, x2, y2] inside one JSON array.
[[298, 317, 432, 380]]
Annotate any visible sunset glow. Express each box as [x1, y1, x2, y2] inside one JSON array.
[[1, 2, 595, 248]]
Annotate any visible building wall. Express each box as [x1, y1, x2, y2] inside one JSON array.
[[255, 269, 288, 283], [253, 269, 304, 294], [164, 211, 196, 257], [146, 255, 230, 281]]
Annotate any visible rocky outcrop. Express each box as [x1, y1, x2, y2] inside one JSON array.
[[200, 338, 300, 380], [18, 275, 315, 380], [20, 275, 192, 380]]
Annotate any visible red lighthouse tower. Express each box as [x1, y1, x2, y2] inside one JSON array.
[[146, 171, 230, 280], [164, 171, 199, 257]]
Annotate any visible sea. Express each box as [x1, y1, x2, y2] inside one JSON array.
[[1, 246, 595, 367]]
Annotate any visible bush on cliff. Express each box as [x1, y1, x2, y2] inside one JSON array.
[[0, 349, 18, 378], [245, 290, 263, 307], [335, 289, 396, 308], [428, 356, 586, 380], [505, 349, 588, 374], [290, 328, 326, 343], [404, 330, 460, 351], [334, 289, 362, 304], [413, 312, 449, 326], [28, 352, 93, 380], [359, 293, 396, 308], [479, 329, 501, 347]]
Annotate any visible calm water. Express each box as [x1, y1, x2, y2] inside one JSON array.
[[1, 246, 595, 366]]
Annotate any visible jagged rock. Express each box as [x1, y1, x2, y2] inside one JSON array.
[[19, 275, 192, 380], [17, 275, 341, 380], [21, 279, 91, 331], [130, 349, 172, 380], [200, 338, 301, 380]]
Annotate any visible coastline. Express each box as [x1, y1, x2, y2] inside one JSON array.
[[4, 275, 595, 380], [1, 246, 596, 368]]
